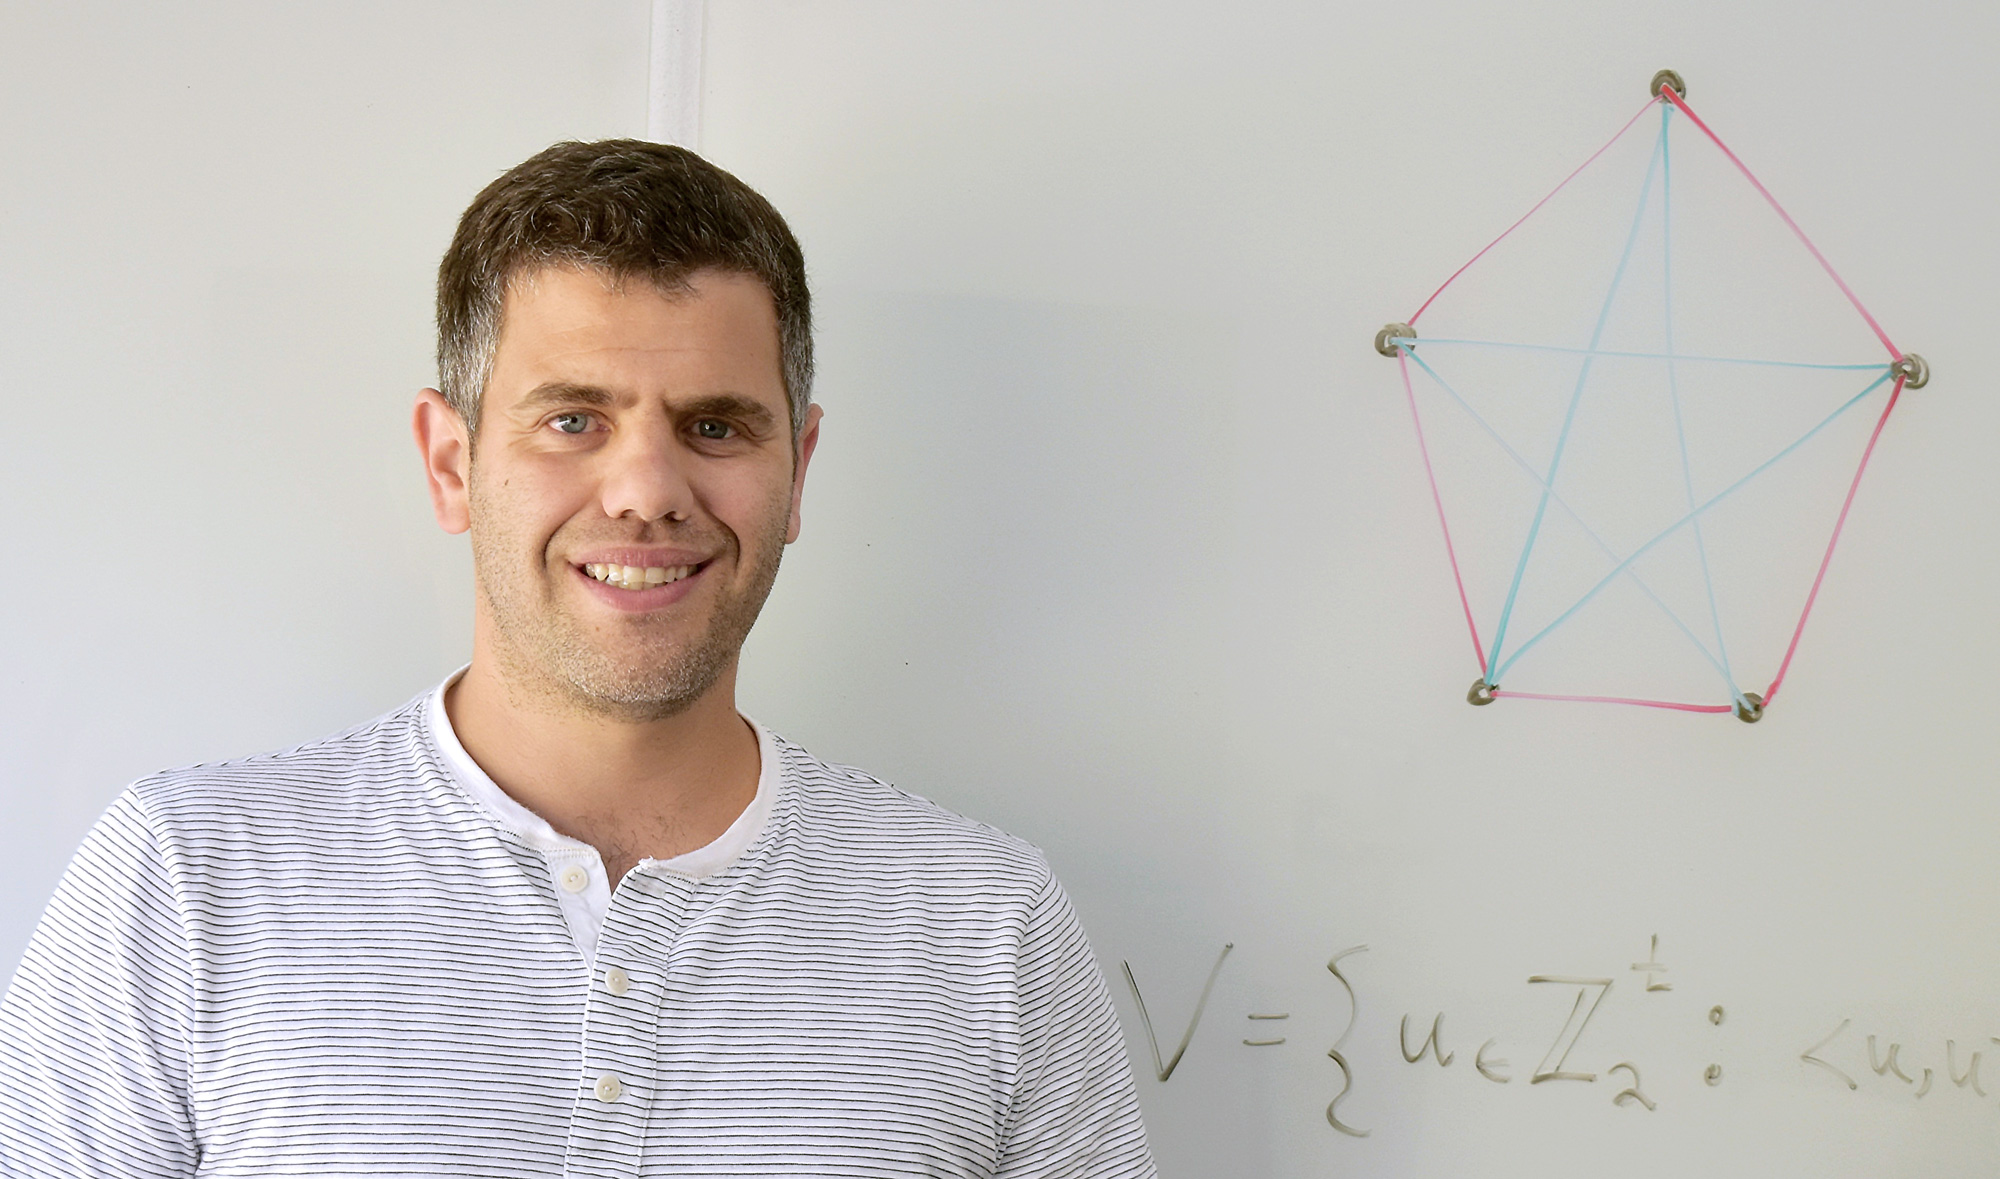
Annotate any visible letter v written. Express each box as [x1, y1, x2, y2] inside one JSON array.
[[1122, 944, 1234, 1082], [1528, 976, 1613, 1083]]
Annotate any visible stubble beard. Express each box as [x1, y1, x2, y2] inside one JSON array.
[[469, 494, 789, 724]]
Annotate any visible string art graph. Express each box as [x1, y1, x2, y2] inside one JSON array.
[[1380, 71, 1926, 722]]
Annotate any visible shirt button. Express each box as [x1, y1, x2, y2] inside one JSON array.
[[594, 1074, 624, 1103], [557, 865, 590, 894], [604, 967, 631, 996]]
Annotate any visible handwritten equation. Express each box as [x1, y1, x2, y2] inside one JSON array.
[[1121, 935, 1997, 1137]]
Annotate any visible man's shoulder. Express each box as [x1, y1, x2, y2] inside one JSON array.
[[770, 735, 1053, 889], [122, 692, 442, 826]]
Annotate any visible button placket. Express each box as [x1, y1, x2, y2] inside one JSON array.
[[561, 871, 700, 1176], [542, 849, 611, 963]]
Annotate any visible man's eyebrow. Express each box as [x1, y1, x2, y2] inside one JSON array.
[[515, 381, 617, 411], [511, 383, 780, 430], [675, 394, 778, 430]]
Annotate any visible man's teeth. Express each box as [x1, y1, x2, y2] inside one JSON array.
[[582, 563, 696, 591]]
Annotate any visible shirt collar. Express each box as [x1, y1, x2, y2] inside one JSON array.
[[423, 672, 778, 881]]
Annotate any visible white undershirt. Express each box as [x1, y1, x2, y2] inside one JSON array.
[[424, 678, 777, 962]]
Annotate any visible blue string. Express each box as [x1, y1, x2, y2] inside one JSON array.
[[1404, 349, 1737, 690], [1488, 368, 1898, 684], [1484, 114, 1669, 680], [1390, 338, 1886, 373], [1660, 102, 1747, 709]]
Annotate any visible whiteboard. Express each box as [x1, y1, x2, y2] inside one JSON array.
[[708, 2, 2000, 1175], [5, 3, 1997, 1177]]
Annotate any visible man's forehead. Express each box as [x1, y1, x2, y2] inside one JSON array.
[[478, 265, 788, 434], [491, 267, 781, 369], [501, 263, 774, 321]]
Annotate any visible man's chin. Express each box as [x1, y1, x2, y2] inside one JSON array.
[[548, 649, 729, 721]]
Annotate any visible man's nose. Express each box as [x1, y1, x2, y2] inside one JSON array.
[[597, 420, 696, 524]]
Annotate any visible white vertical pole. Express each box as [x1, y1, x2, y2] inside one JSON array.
[[647, 0, 705, 149]]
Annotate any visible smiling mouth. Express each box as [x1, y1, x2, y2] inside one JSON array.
[[581, 562, 700, 591]]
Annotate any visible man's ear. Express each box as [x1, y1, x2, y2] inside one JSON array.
[[786, 403, 823, 545], [413, 388, 472, 534]]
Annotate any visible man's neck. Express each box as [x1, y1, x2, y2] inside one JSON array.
[[443, 657, 762, 884]]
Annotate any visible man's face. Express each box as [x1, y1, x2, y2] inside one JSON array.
[[434, 265, 819, 719]]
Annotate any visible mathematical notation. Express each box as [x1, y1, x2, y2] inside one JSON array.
[[1121, 934, 1997, 1137]]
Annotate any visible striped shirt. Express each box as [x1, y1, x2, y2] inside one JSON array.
[[0, 685, 1155, 1177]]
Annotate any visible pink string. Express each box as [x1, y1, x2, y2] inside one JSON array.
[[1659, 87, 1901, 362], [1408, 97, 1658, 325], [1761, 378, 1905, 706], [1399, 352, 1486, 674], [1490, 689, 1734, 714]]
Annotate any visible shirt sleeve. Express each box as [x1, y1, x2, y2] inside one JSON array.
[[993, 868, 1157, 1179], [0, 791, 200, 1178]]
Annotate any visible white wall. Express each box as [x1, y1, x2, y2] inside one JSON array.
[[0, 2, 647, 957], [7, 3, 1999, 1176]]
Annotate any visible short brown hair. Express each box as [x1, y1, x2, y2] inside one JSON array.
[[436, 139, 812, 435]]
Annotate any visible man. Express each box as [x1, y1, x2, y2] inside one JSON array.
[[0, 141, 1155, 1176]]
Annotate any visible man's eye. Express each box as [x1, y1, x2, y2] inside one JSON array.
[[693, 419, 734, 440], [550, 413, 592, 435]]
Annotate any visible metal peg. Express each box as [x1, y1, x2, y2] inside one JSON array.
[[1376, 322, 1415, 358], [1892, 353, 1929, 389], [1651, 70, 1686, 101], [1467, 678, 1497, 706], [1733, 691, 1764, 723]]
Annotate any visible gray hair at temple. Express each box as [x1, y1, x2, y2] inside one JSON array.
[[435, 139, 813, 438]]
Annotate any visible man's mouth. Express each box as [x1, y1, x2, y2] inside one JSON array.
[[581, 562, 700, 591]]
